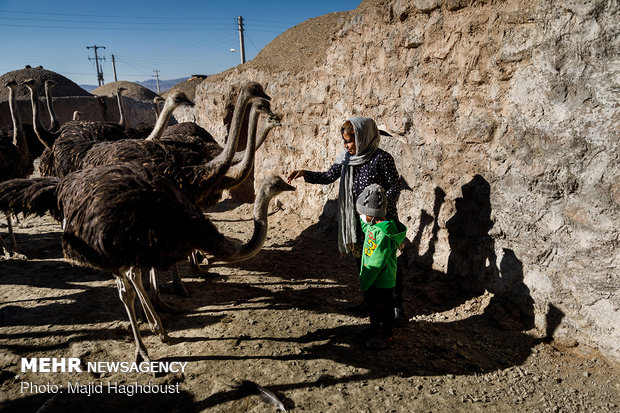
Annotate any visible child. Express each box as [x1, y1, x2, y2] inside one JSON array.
[[356, 183, 407, 349]]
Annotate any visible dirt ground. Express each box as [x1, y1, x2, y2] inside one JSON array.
[[0, 199, 618, 413]]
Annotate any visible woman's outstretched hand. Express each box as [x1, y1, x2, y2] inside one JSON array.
[[287, 169, 306, 184]]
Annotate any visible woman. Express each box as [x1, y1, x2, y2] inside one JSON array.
[[288, 116, 404, 320]]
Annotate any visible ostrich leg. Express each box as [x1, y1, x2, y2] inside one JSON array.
[[172, 264, 190, 297], [188, 250, 210, 276], [115, 269, 151, 363], [127, 268, 174, 344], [147, 268, 180, 313], [6, 215, 18, 252], [0, 231, 9, 254]]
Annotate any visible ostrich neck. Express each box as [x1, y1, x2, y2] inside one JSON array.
[[191, 99, 256, 191], [201, 191, 271, 263], [29, 87, 44, 135], [45, 85, 59, 131], [8, 87, 27, 154], [145, 100, 177, 140], [210, 91, 254, 173], [117, 92, 127, 129], [224, 104, 260, 185], [27, 86, 54, 148], [229, 121, 276, 181], [231, 120, 274, 165]]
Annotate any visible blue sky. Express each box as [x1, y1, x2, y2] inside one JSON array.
[[0, 0, 360, 85]]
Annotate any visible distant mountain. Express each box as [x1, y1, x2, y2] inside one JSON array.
[[136, 77, 189, 93], [79, 77, 190, 94], [79, 84, 98, 93]]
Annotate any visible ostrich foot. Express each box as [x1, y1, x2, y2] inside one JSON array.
[[134, 347, 151, 364], [161, 334, 181, 345], [9, 251, 28, 261], [188, 251, 211, 276]]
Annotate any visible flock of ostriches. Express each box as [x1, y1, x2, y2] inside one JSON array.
[[0, 78, 295, 362]]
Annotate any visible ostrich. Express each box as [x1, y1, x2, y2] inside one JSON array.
[[23, 78, 135, 152], [0, 80, 33, 255], [183, 110, 282, 278], [155, 100, 281, 305], [79, 95, 276, 309], [116, 86, 158, 140], [80, 82, 271, 202], [33, 87, 194, 178], [116, 86, 128, 130], [0, 164, 295, 362], [44, 80, 60, 133], [22, 78, 61, 149]]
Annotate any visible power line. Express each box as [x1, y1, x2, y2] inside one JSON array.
[[87, 45, 106, 86], [0, 9, 236, 21]]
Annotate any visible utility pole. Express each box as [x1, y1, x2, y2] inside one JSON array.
[[237, 16, 246, 64], [87, 45, 106, 86], [111, 54, 118, 82], [152, 69, 161, 93]]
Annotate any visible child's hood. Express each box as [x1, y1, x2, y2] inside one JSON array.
[[373, 219, 407, 245]]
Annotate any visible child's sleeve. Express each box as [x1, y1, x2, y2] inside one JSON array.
[[359, 216, 369, 232], [359, 231, 389, 290]]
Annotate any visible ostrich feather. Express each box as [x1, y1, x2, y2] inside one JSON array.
[[233, 380, 287, 412]]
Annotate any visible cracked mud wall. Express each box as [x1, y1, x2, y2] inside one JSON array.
[[177, 0, 619, 361]]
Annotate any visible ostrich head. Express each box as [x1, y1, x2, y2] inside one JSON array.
[[242, 81, 271, 101], [168, 91, 194, 108], [45, 80, 57, 89], [4, 80, 17, 89], [21, 78, 37, 89], [267, 113, 282, 128], [251, 97, 275, 119], [258, 175, 296, 200]]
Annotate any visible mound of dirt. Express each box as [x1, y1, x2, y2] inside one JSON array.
[[0, 66, 91, 102], [92, 81, 160, 102], [162, 75, 207, 101], [240, 11, 353, 75]]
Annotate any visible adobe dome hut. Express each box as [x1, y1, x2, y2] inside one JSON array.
[[92, 80, 159, 102], [0, 66, 91, 101]]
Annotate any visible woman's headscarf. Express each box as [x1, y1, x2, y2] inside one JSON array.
[[334, 116, 381, 255]]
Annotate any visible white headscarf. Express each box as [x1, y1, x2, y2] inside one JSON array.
[[334, 116, 381, 255]]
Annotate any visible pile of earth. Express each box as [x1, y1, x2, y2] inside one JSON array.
[[162, 75, 207, 101], [209, 10, 353, 81], [0, 66, 91, 102], [91, 81, 160, 102]]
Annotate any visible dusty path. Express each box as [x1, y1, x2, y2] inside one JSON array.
[[0, 201, 618, 412]]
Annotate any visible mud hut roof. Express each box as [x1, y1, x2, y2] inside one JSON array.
[[0, 66, 92, 102], [92, 81, 159, 101], [161, 75, 207, 101]]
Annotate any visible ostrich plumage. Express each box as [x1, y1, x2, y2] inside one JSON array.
[[31, 86, 194, 178], [0, 163, 295, 361], [78, 96, 277, 309], [80, 83, 272, 209]]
